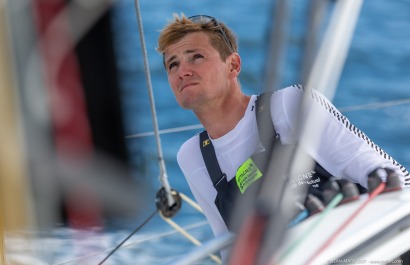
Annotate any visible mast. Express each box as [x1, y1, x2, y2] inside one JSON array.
[[263, 0, 291, 91], [0, 1, 35, 263]]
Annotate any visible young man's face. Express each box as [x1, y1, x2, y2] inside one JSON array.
[[163, 32, 232, 111]]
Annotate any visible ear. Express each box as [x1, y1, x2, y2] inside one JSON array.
[[228, 53, 241, 78]]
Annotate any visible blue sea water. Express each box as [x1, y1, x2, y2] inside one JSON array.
[[113, 0, 410, 171], [106, 0, 410, 264], [17, 1, 409, 264]]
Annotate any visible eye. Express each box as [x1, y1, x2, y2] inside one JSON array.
[[193, 54, 204, 60], [168, 61, 179, 71]]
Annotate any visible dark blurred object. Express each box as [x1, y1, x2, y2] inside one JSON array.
[[5, 0, 147, 230], [368, 167, 402, 194]]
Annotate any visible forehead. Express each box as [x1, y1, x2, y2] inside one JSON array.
[[164, 32, 214, 60]]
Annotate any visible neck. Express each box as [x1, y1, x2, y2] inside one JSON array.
[[195, 92, 251, 139]]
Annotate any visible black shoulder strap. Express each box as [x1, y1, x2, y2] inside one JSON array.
[[199, 131, 226, 186], [255, 91, 279, 150]]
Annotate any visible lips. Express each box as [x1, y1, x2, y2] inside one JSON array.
[[180, 81, 198, 92]]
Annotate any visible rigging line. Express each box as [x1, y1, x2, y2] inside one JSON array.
[[97, 209, 158, 265], [180, 192, 204, 214], [339, 98, 410, 113], [166, 233, 235, 265], [305, 182, 386, 265], [133, 0, 174, 206], [276, 193, 344, 263], [125, 96, 410, 139], [160, 214, 222, 264], [125, 124, 204, 138]]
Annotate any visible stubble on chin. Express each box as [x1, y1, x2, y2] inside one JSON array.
[[178, 93, 207, 111]]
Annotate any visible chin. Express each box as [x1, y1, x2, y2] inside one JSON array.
[[180, 102, 195, 110], [179, 97, 196, 110]]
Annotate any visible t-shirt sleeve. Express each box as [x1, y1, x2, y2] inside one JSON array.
[[270, 85, 409, 188]]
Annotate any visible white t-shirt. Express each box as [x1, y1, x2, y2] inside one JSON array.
[[177, 85, 409, 259]]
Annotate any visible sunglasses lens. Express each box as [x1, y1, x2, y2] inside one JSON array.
[[188, 15, 233, 52], [188, 15, 213, 24]]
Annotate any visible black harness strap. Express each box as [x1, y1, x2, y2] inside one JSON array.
[[200, 131, 237, 226], [255, 91, 279, 151], [253, 92, 281, 174], [199, 131, 226, 186]]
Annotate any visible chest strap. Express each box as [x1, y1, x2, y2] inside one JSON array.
[[199, 131, 226, 187], [255, 91, 279, 153]]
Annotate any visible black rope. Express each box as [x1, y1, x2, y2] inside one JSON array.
[[98, 209, 159, 265]]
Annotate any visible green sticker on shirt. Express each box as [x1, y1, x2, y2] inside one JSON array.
[[236, 158, 263, 194]]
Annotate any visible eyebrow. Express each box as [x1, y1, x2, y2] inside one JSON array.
[[164, 49, 200, 68]]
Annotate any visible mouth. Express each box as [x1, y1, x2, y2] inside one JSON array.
[[180, 82, 198, 92]]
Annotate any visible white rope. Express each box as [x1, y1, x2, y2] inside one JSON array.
[[166, 233, 235, 265], [180, 192, 204, 214], [133, 0, 174, 206], [339, 98, 410, 113], [125, 124, 203, 138], [160, 214, 222, 264], [157, 194, 226, 264]]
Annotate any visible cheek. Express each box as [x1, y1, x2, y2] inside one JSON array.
[[168, 75, 185, 106], [168, 75, 178, 92]]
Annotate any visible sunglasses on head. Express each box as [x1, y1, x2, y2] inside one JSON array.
[[188, 15, 234, 52]]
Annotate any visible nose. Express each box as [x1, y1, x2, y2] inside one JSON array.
[[177, 61, 193, 79]]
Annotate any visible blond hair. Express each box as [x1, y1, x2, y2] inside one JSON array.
[[157, 14, 238, 63]]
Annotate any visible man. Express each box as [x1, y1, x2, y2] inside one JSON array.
[[156, 13, 409, 257]]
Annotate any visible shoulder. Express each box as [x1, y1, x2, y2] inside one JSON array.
[[177, 133, 200, 161], [267, 84, 304, 96], [270, 84, 341, 114], [266, 84, 306, 116], [262, 84, 303, 110], [270, 84, 326, 99], [177, 133, 203, 173], [271, 84, 311, 101]]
